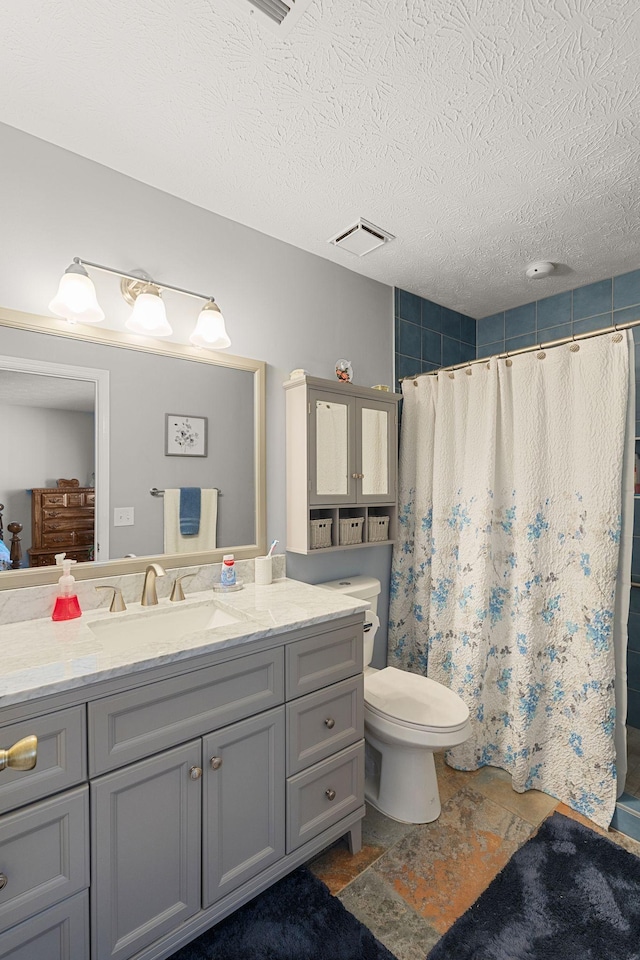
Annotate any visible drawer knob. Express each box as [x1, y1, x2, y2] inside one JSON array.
[[324, 718, 335, 729], [0, 735, 37, 773], [189, 766, 202, 781], [325, 788, 336, 801], [0, 874, 7, 891], [210, 757, 223, 770]]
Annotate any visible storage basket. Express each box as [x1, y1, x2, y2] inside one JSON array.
[[339, 516, 364, 546], [367, 515, 390, 542], [310, 518, 333, 549]]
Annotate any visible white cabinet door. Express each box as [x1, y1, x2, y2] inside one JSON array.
[[355, 398, 397, 503], [309, 390, 357, 504]]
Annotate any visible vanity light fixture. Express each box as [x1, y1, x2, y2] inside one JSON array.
[[48, 261, 105, 325], [49, 258, 230, 349], [189, 301, 231, 350]]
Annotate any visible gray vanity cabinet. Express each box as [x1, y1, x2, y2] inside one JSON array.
[[0, 613, 365, 960]]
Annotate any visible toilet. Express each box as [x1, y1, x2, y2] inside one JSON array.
[[320, 576, 471, 824]]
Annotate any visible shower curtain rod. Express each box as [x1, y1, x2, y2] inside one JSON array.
[[400, 315, 640, 381]]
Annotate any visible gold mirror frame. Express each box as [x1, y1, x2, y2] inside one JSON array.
[[0, 306, 266, 588]]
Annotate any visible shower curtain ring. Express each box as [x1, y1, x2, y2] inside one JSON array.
[[569, 330, 580, 352], [504, 347, 512, 367], [536, 342, 546, 360], [465, 362, 473, 375], [612, 320, 623, 342]]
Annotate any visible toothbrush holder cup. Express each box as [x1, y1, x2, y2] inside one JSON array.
[[255, 556, 273, 586]]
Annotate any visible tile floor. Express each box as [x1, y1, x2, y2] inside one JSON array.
[[626, 725, 640, 798], [307, 752, 640, 960]]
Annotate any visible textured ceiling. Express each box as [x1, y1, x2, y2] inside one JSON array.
[[1, 0, 639, 318], [0, 372, 94, 412]]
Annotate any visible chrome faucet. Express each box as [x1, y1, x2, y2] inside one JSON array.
[[141, 563, 166, 606]]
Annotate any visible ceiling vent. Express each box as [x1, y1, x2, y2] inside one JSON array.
[[243, 0, 314, 36], [329, 219, 395, 257]]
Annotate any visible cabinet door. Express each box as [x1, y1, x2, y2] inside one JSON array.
[[356, 398, 397, 503], [309, 390, 356, 504], [91, 741, 202, 960], [203, 707, 285, 907]]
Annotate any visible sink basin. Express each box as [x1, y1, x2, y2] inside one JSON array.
[[88, 601, 248, 647]]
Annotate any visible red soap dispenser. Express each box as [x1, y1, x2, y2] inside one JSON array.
[[52, 553, 82, 621]]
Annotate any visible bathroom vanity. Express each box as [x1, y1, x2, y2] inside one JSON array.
[[0, 580, 366, 960]]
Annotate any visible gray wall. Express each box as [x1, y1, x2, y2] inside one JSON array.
[[0, 123, 394, 660]]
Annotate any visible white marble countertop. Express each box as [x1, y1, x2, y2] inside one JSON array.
[[0, 578, 368, 707]]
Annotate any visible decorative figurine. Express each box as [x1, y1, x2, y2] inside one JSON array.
[[335, 359, 353, 383]]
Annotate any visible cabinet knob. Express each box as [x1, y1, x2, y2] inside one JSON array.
[[210, 757, 223, 770], [0, 735, 37, 773], [0, 874, 7, 891], [189, 766, 202, 780], [325, 788, 336, 801], [324, 718, 335, 729]]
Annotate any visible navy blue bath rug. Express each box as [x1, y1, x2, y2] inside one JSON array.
[[167, 866, 398, 960], [427, 811, 640, 960]]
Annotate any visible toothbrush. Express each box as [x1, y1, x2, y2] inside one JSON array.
[[266, 539, 278, 558]]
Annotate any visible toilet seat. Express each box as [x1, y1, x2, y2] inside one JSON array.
[[365, 666, 469, 733]]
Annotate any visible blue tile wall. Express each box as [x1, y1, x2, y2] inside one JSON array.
[[394, 287, 476, 390], [476, 268, 640, 360]]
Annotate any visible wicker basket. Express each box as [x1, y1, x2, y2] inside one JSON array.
[[367, 516, 390, 542], [310, 518, 333, 549], [339, 516, 364, 545]]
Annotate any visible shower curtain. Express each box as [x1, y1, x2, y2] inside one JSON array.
[[388, 331, 634, 828]]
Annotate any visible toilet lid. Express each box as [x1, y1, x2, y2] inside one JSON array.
[[365, 667, 469, 731]]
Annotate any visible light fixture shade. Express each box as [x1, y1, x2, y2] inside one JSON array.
[[49, 262, 105, 324], [125, 287, 172, 337], [189, 301, 231, 350]]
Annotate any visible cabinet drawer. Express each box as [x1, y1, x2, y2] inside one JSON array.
[[0, 786, 89, 935], [286, 741, 364, 852], [285, 622, 363, 700], [0, 706, 86, 816], [0, 891, 89, 960], [286, 676, 363, 776], [89, 647, 284, 775]]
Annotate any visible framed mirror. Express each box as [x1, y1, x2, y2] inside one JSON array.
[[0, 306, 266, 588]]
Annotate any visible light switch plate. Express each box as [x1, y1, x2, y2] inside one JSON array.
[[114, 507, 134, 527]]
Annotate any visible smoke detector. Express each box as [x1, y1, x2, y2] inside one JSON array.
[[526, 261, 556, 280], [329, 219, 395, 257]]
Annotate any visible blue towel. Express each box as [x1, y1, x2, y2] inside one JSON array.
[[179, 487, 201, 536]]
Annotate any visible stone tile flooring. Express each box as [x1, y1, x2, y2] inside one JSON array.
[[307, 752, 640, 960]]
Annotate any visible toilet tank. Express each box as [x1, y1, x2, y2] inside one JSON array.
[[317, 575, 381, 614]]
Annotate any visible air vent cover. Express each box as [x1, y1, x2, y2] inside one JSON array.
[[243, 0, 314, 35], [329, 219, 395, 257]]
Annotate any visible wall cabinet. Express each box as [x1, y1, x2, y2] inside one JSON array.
[[284, 375, 401, 553], [0, 614, 364, 960]]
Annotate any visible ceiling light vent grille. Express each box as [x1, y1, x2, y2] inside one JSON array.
[[329, 219, 395, 257], [242, 0, 314, 35]]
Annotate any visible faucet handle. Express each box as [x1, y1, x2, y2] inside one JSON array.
[[95, 585, 127, 613], [170, 573, 196, 602]]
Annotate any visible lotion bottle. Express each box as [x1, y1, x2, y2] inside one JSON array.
[[52, 553, 82, 620], [220, 554, 236, 586]]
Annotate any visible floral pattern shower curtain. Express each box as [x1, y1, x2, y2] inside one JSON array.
[[388, 332, 634, 828]]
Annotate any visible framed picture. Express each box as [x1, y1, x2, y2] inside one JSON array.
[[165, 413, 208, 457]]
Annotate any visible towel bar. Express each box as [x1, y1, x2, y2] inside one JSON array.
[[150, 487, 222, 497]]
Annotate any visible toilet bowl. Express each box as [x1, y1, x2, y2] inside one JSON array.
[[319, 576, 471, 824]]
